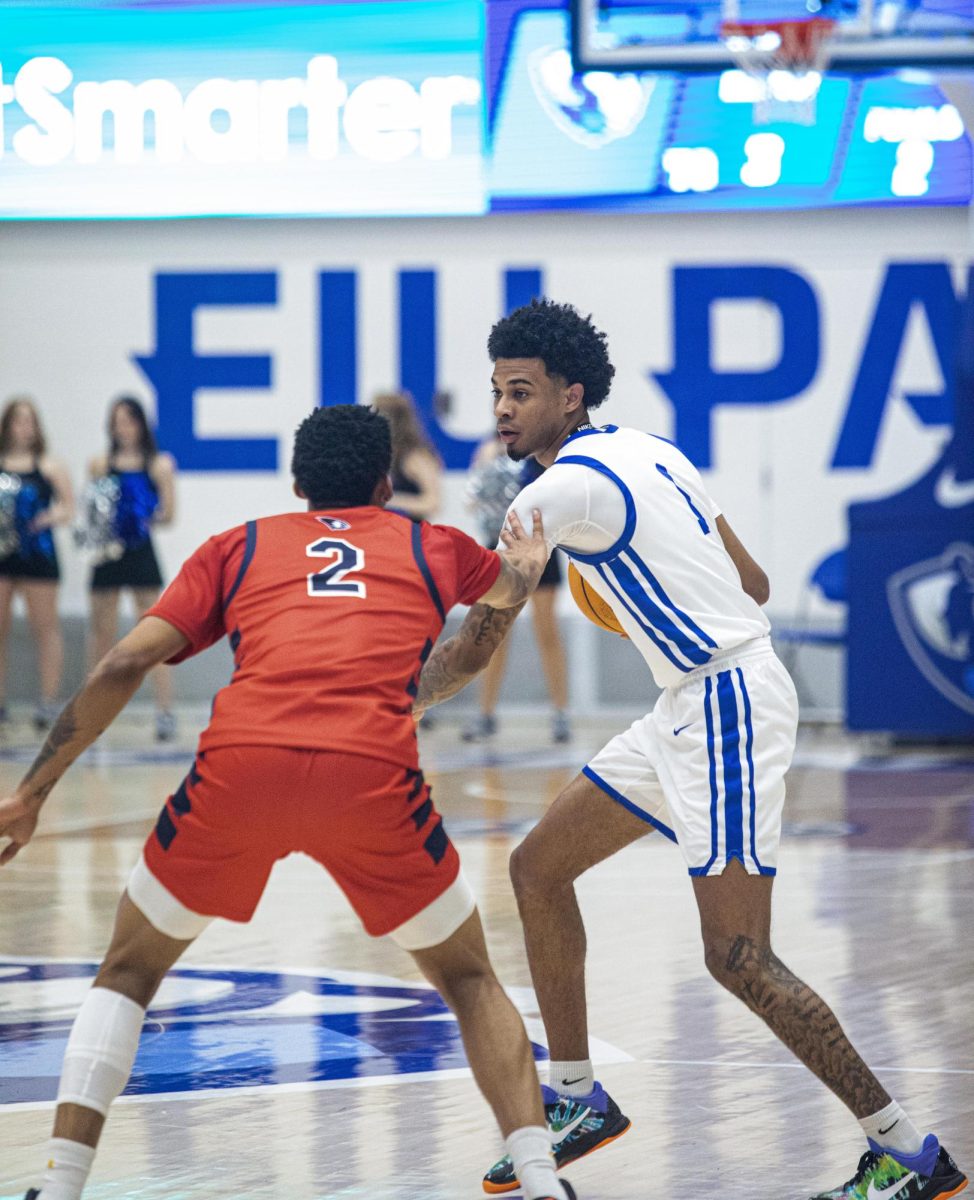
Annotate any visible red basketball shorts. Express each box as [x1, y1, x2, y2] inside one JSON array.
[[139, 745, 464, 940]]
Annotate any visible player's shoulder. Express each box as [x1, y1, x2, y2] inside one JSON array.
[[422, 518, 480, 550], [198, 519, 255, 559], [555, 423, 648, 463], [588, 424, 700, 476]]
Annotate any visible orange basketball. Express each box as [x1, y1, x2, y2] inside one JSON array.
[[567, 563, 627, 638]]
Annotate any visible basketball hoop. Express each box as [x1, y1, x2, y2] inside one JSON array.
[[719, 17, 835, 125]]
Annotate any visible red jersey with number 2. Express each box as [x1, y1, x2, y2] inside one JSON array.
[[146, 508, 500, 768]]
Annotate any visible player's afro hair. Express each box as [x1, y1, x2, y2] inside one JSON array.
[[487, 298, 615, 409], [291, 404, 392, 508]]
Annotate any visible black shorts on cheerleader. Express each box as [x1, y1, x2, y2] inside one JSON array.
[[91, 539, 163, 591], [0, 550, 60, 582]]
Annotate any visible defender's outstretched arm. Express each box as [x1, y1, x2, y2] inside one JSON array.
[[0, 617, 188, 864], [415, 508, 547, 713]]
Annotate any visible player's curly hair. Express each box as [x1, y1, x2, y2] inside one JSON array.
[[291, 404, 392, 508], [487, 298, 615, 409]]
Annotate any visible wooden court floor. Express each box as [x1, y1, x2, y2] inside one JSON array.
[[1, 711, 972, 1200]]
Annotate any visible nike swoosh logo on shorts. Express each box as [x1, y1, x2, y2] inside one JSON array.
[[935, 467, 974, 509], [673, 723, 693, 736], [550, 1109, 591, 1144], [866, 1171, 917, 1200]]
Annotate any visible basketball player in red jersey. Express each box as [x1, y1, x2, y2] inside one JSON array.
[[0, 405, 578, 1200]]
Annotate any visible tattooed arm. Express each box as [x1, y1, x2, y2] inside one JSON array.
[[414, 507, 548, 714], [0, 617, 188, 865], [414, 600, 527, 715]]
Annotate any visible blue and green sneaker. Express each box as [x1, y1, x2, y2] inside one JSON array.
[[482, 1082, 630, 1195], [809, 1135, 967, 1200]]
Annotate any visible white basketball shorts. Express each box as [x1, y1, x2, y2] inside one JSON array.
[[583, 637, 799, 876]]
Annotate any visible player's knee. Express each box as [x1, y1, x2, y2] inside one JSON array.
[[509, 838, 546, 899], [704, 944, 735, 991], [95, 951, 167, 1008], [509, 837, 581, 904], [702, 932, 769, 998], [429, 957, 497, 1014]]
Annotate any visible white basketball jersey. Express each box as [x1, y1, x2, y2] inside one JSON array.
[[509, 424, 771, 689]]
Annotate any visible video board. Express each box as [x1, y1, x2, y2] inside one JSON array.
[[0, 0, 969, 217]]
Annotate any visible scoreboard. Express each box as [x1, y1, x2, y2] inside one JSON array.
[[0, 0, 969, 218], [488, 3, 971, 210]]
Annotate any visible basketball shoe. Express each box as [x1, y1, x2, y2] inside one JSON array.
[[809, 1134, 967, 1200], [483, 1082, 630, 1194]]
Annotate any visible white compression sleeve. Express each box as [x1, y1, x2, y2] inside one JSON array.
[[57, 986, 146, 1116]]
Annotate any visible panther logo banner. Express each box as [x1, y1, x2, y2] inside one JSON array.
[[887, 543, 974, 715]]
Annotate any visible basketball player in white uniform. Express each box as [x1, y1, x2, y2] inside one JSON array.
[[415, 300, 967, 1200]]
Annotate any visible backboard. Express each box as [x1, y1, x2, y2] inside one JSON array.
[[571, 0, 974, 72]]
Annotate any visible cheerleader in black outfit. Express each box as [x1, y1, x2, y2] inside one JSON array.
[[0, 398, 74, 728], [371, 392, 442, 521], [88, 397, 177, 741]]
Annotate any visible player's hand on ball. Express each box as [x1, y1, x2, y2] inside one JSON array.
[[499, 508, 548, 589]]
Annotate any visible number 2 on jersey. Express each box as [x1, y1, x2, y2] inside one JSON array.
[[307, 537, 366, 598]]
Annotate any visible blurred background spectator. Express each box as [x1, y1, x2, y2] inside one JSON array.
[[87, 396, 177, 742], [0, 397, 73, 729], [372, 391, 443, 523], [463, 434, 571, 743]]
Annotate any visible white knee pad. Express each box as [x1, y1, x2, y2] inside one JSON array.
[[57, 987, 146, 1116]]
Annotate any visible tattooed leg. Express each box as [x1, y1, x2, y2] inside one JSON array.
[[692, 861, 890, 1118]]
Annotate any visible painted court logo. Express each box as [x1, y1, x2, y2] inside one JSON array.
[[887, 542, 974, 715], [0, 960, 548, 1107]]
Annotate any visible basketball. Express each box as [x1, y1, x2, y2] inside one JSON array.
[[567, 563, 627, 637]]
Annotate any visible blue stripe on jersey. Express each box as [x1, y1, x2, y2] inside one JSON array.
[[716, 670, 744, 865], [606, 556, 711, 667], [553, 454, 636, 565], [655, 463, 710, 535], [735, 667, 776, 876], [595, 562, 694, 673], [582, 765, 678, 843], [689, 674, 720, 876], [224, 520, 257, 609], [624, 549, 719, 651], [410, 522, 445, 621]]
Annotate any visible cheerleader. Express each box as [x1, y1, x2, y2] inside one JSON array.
[[371, 392, 443, 521], [88, 397, 177, 741], [0, 397, 74, 728]]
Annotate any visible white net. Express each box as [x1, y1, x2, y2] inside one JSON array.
[[719, 17, 836, 124]]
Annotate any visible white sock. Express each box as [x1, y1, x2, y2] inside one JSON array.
[[506, 1126, 566, 1200], [859, 1100, 924, 1156], [548, 1058, 594, 1098], [38, 1137, 96, 1200]]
